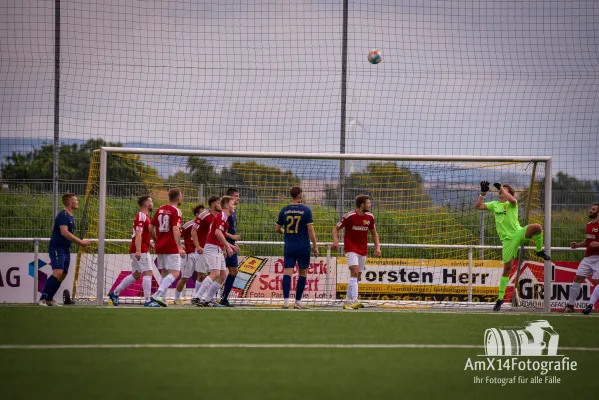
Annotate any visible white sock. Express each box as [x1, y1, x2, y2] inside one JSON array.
[[205, 281, 222, 302], [195, 280, 202, 295], [196, 276, 213, 300], [174, 289, 182, 301], [142, 275, 152, 302], [156, 274, 176, 296], [590, 285, 599, 306], [114, 274, 136, 296], [568, 281, 582, 306], [350, 277, 359, 302]]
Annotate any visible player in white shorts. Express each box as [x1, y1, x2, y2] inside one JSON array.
[[564, 203, 599, 314], [194, 196, 239, 307], [149, 188, 185, 307], [173, 204, 205, 304], [332, 195, 381, 310], [108, 196, 160, 307]]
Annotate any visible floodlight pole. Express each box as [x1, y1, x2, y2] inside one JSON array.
[[543, 159, 552, 313]]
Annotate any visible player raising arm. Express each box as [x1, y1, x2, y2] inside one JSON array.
[[275, 186, 319, 309], [564, 203, 599, 314], [108, 196, 160, 307], [195, 196, 239, 306], [39, 193, 91, 306], [149, 188, 185, 307], [475, 181, 550, 312], [332, 195, 381, 310]]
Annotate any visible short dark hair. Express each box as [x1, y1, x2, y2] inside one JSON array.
[[137, 195, 151, 207], [290, 186, 302, 199], [62, 193, 76, 206], [356, 194, 370, 208], [592, 203, 599, 208], [192, 204, 205, 215], [226, 187, 239, 196], [221, 196, 232, 209], [502, 184, 515, 196], [168, 188, 181, 201], [208, 196, 220, 207]]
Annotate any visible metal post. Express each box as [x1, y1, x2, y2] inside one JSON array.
[[52, 0, 61, 218], [479, 211, 485, 260], [198, 184, 204, 204], [96, 149, 108, 305], [338, 0, 349, 222], [33, 240, 40, 303], [467, 247, 473, 303], [325, 245, 332, 304], [543, 159, 552, 312]]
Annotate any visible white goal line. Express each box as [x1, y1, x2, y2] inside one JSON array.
[[0, 343, 597, 351]]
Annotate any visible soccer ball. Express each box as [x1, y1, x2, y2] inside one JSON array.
[[368, 49, 382, 64]]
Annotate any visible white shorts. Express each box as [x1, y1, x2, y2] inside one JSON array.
[[204, 244, 226, 271], [576, 255, 599, 279], [346, 252, 367, 272], [181, 252, 197, 279], [156, 253, 182, 271], [130, 253, 152, 273]]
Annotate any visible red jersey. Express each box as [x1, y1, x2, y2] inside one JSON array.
[[585, 220, 599, 257], [336, 210, 376, 256], [181, 220, 196, 254], [197, 210, 215, 247], [129, 211, 151, 254], [150, 204, 182, 254], [205, 211, 229, 249]]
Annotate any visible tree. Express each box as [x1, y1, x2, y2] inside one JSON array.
[[187, 156, 218, 185], [324, 162, 431, 210]]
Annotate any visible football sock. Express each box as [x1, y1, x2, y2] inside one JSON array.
[[590, 285, 599, 307], [205, 281, 222, 302], [498, 276, 509, 300], [194, 280, 202, 295], [295, 276, 307, 301], [195, 276, 213, 300], [532, 233, 544, 252], [221, 274, 236, 301], [174, 289, 182, 301], [282, 275, 291, 299], [349, 277, 358, 302], [40, 275, 60, 301], [156, 274, 175, 296], [114, 274, 136, 296], [567, 281, 581, 306], [142, 275, 152, 302]]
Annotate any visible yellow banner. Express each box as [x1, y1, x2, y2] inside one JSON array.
[[337, 257, 503, 268], [336, 283, 499, 296]]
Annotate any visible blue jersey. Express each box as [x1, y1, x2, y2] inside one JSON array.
[[276, 204, 313, 255], [49, 210, 75, 250], [226, 210, 237, 245]]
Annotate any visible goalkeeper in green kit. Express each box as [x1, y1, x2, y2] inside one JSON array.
[[475, 181, 550, 311]]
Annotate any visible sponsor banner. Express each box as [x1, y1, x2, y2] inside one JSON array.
[[0, 253, 76, 304], [336, 258, 504, 302]]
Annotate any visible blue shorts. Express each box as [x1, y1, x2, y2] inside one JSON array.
[[225, 253, 238, 268], [284, 254, 311, 270], [49, 247, 71, 274]]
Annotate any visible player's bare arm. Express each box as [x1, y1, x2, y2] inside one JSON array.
[[173, 224, 186, 257], [475, 181, 489, 210], [216, 228, 236, 257], [226, 232, 241, 241], [60, 225, 90, 247], [148, 224, 157, 242], [570, 239, 587, 249], [307, 223, 319, 257], [275, 223, 284, 235], [331, 225, 341, 251], [191, 226, 203, 253], [134, 230, 142, 260], [371, 227, 381, 257]]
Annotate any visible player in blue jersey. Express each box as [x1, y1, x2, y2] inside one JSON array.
[[275, 186, 319, 309], [38, 193, 91, 306], [220, 187, 241, 306]]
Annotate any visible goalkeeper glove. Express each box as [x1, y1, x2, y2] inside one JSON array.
[[480, 181, 490, 194], [493, 182, 502, 191]]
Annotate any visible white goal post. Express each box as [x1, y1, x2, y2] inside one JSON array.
[[92, 147, 552, 310]]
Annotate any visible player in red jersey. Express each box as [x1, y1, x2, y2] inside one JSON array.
[[332, 194, 381, 310], [149, 188, 185, 307], [564, 204, 599, 314], [190, 196, 221, 304], [194, 196, 239, 306], [173, 204, 205, 305], [107, 196, 159, 307]]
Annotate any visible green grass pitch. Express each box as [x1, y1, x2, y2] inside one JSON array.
[[1, 307, 598, 400]]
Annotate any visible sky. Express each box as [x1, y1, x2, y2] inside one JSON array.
[[1, 0, 598, 180]]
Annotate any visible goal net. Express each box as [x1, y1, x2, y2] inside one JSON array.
[[74, 148, 551, 309]]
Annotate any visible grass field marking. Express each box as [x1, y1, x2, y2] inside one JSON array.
[[0, 343, 598, 351]]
